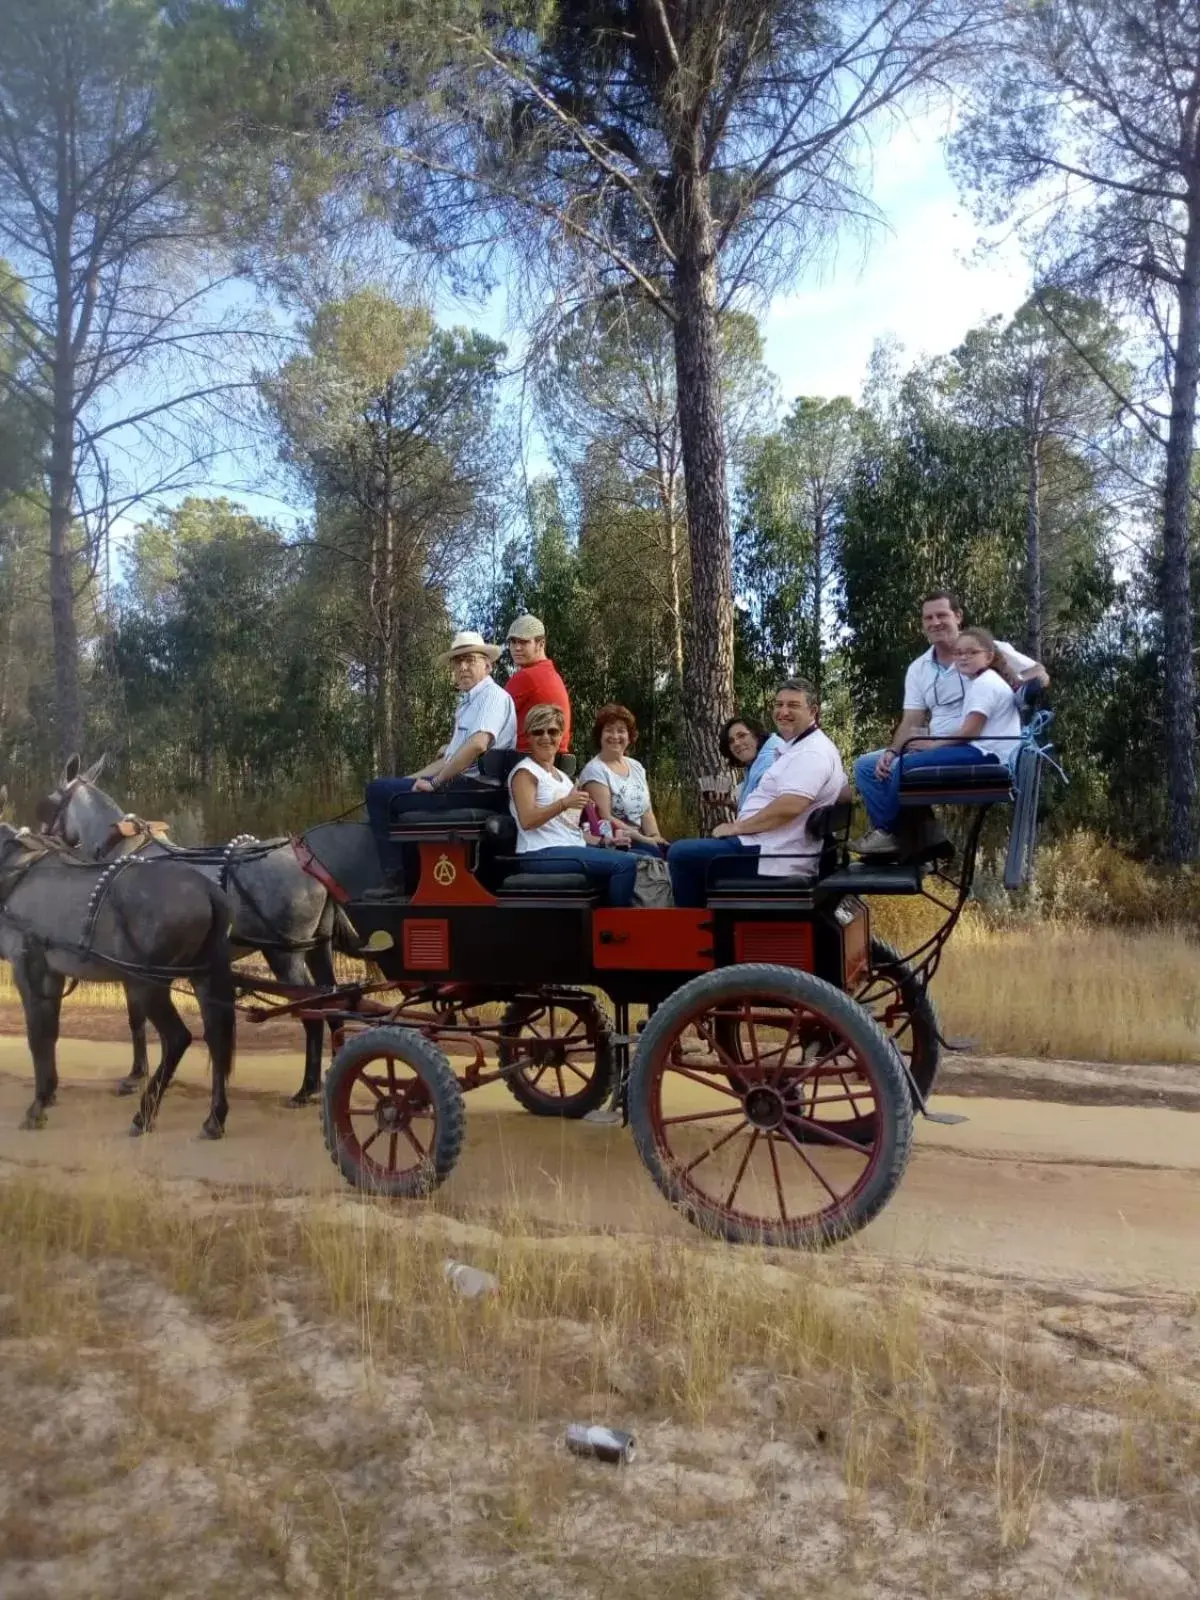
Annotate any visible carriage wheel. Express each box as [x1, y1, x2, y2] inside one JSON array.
[[498, 994, 614, 1118], [628, 965, 913, 1249], [323, 1026, 464, 1198], [854, 938, 941, 1122]]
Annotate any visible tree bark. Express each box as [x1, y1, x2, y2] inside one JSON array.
[[812, 502, 824, 695], [1161, 201, 1200, 863], [49, 350, 82, 761], [671, 182, 734, 831], [1025, 433, 1042, 661]]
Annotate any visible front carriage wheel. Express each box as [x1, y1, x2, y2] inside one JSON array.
[[628, 965, 913, 1250], [498, 994, 615, 1118], [323, 1027, 464, 1198]]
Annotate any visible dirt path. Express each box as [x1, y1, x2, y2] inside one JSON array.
[[0, 1036, 1197, 1295]]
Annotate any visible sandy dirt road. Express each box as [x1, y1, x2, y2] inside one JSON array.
[[0, 1035, 1196, 1294]]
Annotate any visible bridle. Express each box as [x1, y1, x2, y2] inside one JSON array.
[[35, 778, 83, 846]]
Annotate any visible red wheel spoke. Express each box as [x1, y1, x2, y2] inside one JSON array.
[[682, 1118, 751, 1176], [767, 1134, 789, 1224], [386, 1056, 397, 1092], [784, 1116, 873, 1155], [357, 1075, 386, 1100], [724, 1128, 760, 1210], [561, 1060, 592, 1086], [763, 1007, 802, 1085], [663, 1063, 745, 1100], [403, 1123, 429, 1159], [660, 1107, 745, 1128], [554, 1065, 567, 1099], [360, 1128, 382, 1157], [778, 1123, 850, 1202], [387, 1132, 398, 1173]]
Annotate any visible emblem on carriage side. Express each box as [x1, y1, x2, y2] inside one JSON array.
[[433, 854, 457, 886]]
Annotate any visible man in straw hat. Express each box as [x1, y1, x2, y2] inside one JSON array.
[[365, 629, 516, 879], [504, 613, 572, 752]]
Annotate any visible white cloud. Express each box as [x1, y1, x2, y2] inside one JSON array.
[[762, 119, 1030, 404]]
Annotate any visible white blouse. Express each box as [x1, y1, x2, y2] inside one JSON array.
[[508, 758, 585, 853], [579, 755, 652, 829]]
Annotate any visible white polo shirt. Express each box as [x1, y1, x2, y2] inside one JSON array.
[[904, 642, 1035, 737], [735, 726, 846, 876], [962, 669, 1022, 760], [446, 674, 517, 761]]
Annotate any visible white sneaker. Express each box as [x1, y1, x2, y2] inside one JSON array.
[[851, 828, 902, 857]]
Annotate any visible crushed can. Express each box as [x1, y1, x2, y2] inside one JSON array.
[[565, 1423, 636, 1465]]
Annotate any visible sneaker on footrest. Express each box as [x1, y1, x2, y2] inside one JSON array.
[[850, 828, 902, 858]]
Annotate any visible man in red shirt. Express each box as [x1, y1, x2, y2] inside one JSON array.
[[504, 613, 573, 752]]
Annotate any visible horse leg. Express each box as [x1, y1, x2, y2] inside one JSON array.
[[266, 950, 323, 1107], [192, 972, 236, 1140], [14, 949, 65, 1130], [303, 940, 339, 1106], [129, 984, 192, 1136], [117, 989, 151, 1096]]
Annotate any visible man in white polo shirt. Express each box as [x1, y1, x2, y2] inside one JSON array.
[[667, 679, 846, 907], [851, 591, 1048, 856], [365, 629, 516, 877]]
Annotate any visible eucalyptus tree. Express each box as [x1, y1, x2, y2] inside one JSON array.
[[167, 0, 982, 803], [954, 0, 1200, 856]]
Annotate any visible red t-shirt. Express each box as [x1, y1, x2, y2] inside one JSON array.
[[505, 657, 573, 752]]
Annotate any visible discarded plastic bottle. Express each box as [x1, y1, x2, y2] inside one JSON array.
[[443, 1259, 499, 1299], [565, 1424, 637, 1465]]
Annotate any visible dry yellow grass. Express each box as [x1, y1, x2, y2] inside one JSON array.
[[0, 1173, 1197, 1598]]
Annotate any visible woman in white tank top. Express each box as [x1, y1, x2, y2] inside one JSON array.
[[507, 704, 639, 907]]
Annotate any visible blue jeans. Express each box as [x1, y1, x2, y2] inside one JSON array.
[[853, 745, 997, 832], [518, 845, 638, 907], [667, 837, 758, 908], [365, 777, 417, 875]]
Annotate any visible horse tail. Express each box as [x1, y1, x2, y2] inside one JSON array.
[[331, 901, 363, 956], [201, 883, 237, 1085]]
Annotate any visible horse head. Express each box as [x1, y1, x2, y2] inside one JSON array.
[[36, 754, 120, 857]]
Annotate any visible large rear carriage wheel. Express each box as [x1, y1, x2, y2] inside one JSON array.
[[629, 965, 913, 1249], [498, 993, 614, 1118], [323, 1026, 464, 1197]]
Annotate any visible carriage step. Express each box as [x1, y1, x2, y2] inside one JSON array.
[[922, 1110, 969, 1126]]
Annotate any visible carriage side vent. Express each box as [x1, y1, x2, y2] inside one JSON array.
[[733, 922, 814, 969], [403, 919, 450, 971]]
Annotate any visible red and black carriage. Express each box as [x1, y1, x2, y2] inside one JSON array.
[[257, 724, 1050, 1251]]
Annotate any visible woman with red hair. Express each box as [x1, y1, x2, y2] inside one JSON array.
[[579, 703, 668, 853]]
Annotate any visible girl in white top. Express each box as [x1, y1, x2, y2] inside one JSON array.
[[507, 703, 639, 905], [950, 627, 1022, 763], [579, 704, 668, 851]]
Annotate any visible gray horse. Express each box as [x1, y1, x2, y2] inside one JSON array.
[[0, 823, 236, 1137], [38, 756, 349, 1105]]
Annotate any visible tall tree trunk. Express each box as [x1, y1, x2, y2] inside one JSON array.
[[658, 461, 688, 759], [811, 504, 824, 695], [48, 368, 82, 761], [1025, 434, 1043, 661], [671, 184, 734, 830], [1161, 202, 1200, 863]]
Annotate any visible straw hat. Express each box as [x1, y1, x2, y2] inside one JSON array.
[[439, 629, 502, 665]]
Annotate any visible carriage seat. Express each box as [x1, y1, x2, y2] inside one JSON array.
[[896, 761, 1013, 805], [704, 800, 851, 899]]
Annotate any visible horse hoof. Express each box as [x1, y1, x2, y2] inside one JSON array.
[[116, 1078, 140, 1097], [19, 1112, 46, 1131], [287, 1091, 315, 1108], [200, 1118, 225, 1141], [129, 1118, 148, 1138]]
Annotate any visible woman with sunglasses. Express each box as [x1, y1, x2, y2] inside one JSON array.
[[507, 703, 639, 905], [853, 627, 1021, 858]]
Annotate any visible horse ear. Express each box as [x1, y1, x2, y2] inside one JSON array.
[[62, 754, 80, 785], [82, 754, 106, 785]]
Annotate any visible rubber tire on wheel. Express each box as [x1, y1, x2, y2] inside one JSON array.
[[498, 994, 615, 1118], [628, 964, 913, 1250], [323, 1026, 465, 1198], [856, 937, 941, 1112]]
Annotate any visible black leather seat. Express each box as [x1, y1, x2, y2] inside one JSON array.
[[705, 799, 850, 899], [897, 762, 1012, 804], [817, 860, 924, 895]]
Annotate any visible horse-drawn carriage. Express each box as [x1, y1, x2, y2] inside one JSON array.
[[243, 720, 1053, 1251]]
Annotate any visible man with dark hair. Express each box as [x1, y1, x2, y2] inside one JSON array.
[[668, 678, 846, 907], [851, 592, 1049, 857]]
